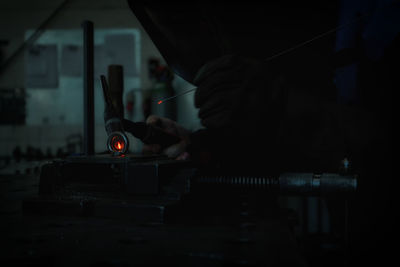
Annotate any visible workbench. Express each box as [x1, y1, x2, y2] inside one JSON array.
[[0, 169, 307, 267]]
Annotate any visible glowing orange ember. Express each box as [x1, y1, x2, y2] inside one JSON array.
[[113, 140, 125, 151]]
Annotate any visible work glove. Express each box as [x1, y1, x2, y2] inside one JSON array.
[[141, 115, 191, 160], [194, 54, 287, 138], [192, 55, 288, 172]]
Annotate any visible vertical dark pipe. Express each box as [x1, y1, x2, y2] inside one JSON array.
[[82, 21, 94, 155]]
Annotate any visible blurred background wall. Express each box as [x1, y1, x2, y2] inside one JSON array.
[[0, 0, 201, 157]]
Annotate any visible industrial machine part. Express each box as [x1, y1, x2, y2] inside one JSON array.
[[101, 74, 130, 155], [107, 131, 129, 154], [28, 154, 357, 223], [23, 154, 194, 222], [38, 154, 357, 197], [193, 173, 357, 195], [38, 154, 193, 196]]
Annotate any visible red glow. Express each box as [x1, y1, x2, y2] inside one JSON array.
[[112, 140, 125, 152], [157, 100, 163, 105]]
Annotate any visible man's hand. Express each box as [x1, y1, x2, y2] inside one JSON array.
[[142, 115, 191, 160]]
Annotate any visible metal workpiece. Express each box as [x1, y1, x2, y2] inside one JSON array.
[[279, 173, 357, 195], [106, 131, 129, 155], [195, 176, 278, 190], [37, 155, 194, 196], [101, 74, 130, 155], [194, 173, 357, 195]]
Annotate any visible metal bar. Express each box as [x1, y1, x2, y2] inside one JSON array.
[[194, 173, 357, 196], [82, 20, 94, 155]]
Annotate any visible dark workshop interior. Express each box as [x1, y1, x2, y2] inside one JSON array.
[[0, 0, 396, 266]]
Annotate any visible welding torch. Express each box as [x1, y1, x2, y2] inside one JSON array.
[[101, 75, 129, 155], [101, 75, 181, 155]]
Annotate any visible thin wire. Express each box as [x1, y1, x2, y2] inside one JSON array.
[[157, 88, 196, 104], [265, 14, 368, 61], [156, 8, 372, 104]]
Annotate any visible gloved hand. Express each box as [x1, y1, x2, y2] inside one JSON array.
[[142, 115, 191, 160], [193, 55, 247, 129], [193, 54, 287, 140], [191, 54, 288, 172]]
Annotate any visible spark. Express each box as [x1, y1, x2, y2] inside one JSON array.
[[156, 88, 196, 104]]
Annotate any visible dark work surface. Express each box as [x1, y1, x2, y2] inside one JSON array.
[[0, 173, 307, 267]]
